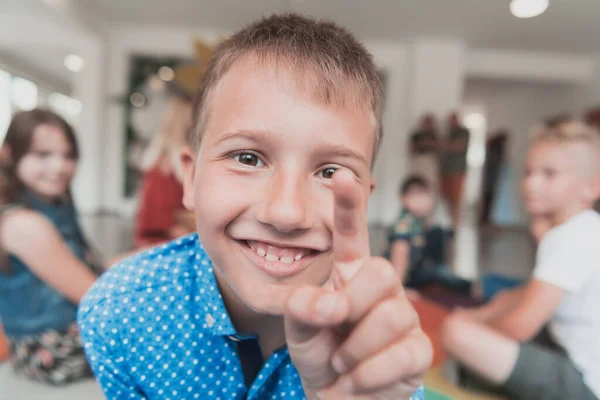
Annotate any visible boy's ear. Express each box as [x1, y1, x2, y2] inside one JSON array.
[[180, 146, 197, 211], [369, 177, 376, 194]]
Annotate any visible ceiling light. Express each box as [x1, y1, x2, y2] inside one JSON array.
[[130, 92, 146, 108], [158, 66, 175, 82], [64, 54, 84, 72], [510, 0, 549, 19]]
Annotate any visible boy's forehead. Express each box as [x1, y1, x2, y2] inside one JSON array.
[[204, 57, 376, 164], [531, 140, 599, 174], [217, 57, 373, 114]]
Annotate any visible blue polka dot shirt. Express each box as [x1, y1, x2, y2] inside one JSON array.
[[78, 234, 425, 399]]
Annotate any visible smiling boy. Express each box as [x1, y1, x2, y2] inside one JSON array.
[[78, 14, 431, 399]]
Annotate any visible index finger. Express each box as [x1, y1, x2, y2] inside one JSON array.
[[332, 169, 370, 268]]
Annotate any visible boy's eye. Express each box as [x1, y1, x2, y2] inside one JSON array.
[[34, 151, 51, 158], [319, 167, 338, 179], [542, 168, 556, 178], [234, 152, 264, 167]]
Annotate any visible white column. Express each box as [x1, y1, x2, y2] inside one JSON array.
[[406, 39, 481, 280], [408, 39, 466, 123], [367, 43, 410, 226], [71, 38, 105, 214]]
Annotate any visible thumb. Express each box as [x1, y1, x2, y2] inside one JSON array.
[[284, 286, 349, 344], [284, 286, 349, 391]]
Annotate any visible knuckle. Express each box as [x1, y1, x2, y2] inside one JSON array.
[[406, 334, 433, 375], [349, 365, 372, 391], [370, 257, 400, 283], [376, 299, 410, 334], [284, 285, 314, 315], [336, 347, 359, 372]]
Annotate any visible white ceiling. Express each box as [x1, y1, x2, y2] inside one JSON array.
[[5, 46, 74, 84], [77, 0, 600, 53], [1, 0, 599, 91]]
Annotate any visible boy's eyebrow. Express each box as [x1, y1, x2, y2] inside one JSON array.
[[315, 141, 370, 168], [216, 129, 369, 167], [215, 130, 274, 147]]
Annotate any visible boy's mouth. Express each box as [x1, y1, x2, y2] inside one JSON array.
[[236, 239, 322, 278], [246, 240, 317, 263]]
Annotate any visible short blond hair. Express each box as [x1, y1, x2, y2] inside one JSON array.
[[531, 120, 600, 175], [189, 13, 383, 163]]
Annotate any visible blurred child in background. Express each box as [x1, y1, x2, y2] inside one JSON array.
[[443, 121, 600, 400], [386, 175, 471, 297], [0, 109, 104, 385], [134, 96, 195, 248]]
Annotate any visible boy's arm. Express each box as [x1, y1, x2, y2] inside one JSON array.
[[456, 286, 523, 322], [390, 240, 410, 281], [488, 279, 565, 341], [78, 303, 146, 399]]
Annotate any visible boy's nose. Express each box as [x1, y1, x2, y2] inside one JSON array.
[[256, 172, 314, 233]]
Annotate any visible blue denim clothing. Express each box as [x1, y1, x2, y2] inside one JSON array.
[[0, 192, 91, 339], [78, 234, 425, 400]]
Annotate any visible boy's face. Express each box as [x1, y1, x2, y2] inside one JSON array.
[[523, 141, 599, 218], [402, 187, 434, 218], [181, 59, 375, 316]]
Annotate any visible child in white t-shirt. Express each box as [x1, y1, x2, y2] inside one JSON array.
[[441, 121, 600, 400]]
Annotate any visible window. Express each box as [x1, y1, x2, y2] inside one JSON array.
[[11, 76, 38, 112], [48, 92, 82, 125], [0, 68, 77, 145]]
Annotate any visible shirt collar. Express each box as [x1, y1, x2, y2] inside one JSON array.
[[185, 235, 239, 337]]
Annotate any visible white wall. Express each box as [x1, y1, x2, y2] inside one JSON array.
[[464, 79, 579, 225], [563, 54, 600, 117]]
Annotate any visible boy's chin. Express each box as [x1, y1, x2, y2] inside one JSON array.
[[231, 279, 294, 317], [526, 204, 552, 216], [240, 289, 288, 316]]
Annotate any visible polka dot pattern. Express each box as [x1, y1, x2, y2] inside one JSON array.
[[78, 234, 424, 399]]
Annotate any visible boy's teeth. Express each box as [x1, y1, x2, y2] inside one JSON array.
[[265, 253, 279, 262], [249, 241, 311, 262]]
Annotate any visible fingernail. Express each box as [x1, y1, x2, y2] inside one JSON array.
[[316, 294, 339, 319], [338, 260, 363, 282], [331, 354, 348, 374], [343, 377, 355, 394]]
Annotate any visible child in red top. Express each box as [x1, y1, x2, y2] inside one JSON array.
[[134, 97, 193, 247]]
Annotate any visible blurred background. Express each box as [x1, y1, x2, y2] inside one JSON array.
[[3, 0, 600, 296], [1, 1, 600, 397]]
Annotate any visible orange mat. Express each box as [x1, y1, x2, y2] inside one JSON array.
[[0, 325, 8, 361], [413, 298, 449, 367], [414, 299, 508, 400]]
